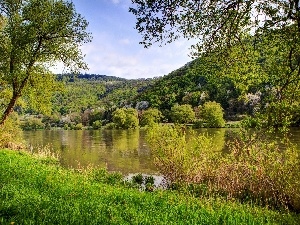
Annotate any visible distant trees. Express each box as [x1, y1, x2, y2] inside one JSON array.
[[140, 108, 162, 127], [170, 104, 195, 124], [198, 101, 225, 128], [112, 108, 139, 129], [21, 117, 45, 131], [130, 0, 300, 128]]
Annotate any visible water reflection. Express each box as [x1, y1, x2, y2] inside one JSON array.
[[23, 128, 300, 175], [23, 129, 156, 174]]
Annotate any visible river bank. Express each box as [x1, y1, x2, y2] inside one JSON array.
[[0, 149, 299, 224]]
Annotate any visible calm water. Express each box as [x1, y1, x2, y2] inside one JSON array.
[[23, 128, 300, 175]]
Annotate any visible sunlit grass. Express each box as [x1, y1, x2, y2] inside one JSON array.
[[0, 149, 299, 224]]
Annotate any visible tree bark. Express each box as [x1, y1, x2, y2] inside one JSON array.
[[0, 93, 19, 126]]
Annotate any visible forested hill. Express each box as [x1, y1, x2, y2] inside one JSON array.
[[52, 57, 247, 119], [50, 73, 157, 116], [20, 56, 265, 128], [133, 57, 244, 119]]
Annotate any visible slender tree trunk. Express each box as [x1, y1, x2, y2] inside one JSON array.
[[0, 93, 19, 126]]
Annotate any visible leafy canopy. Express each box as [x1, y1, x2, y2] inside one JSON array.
[[140, 108, 162, 127], [130, 0, 300, 127], [198, 101, 225, 128], [130, 0, 300, 55], [170, 104, 195, 124], [112, 108, 139, 129], [0, 0, 91, 124]]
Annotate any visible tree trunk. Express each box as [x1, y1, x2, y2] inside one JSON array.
[[0, 93, 19, 126]]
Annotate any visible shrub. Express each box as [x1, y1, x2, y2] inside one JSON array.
[[103, 122, 116, 129], [147, 125, 218, 185], [89, 109, 105, 125], [198, 101, 225, 128], [140, 108, 162, 127], [92, 120, 102, 130], [193, 119, 204, 128], [146, 125, 300, 211], [170, 104, 195, 124], [63, 124, 69, 130], [0, 114, 23, 149], [21, 117, 45, 130], [74, 123, 83, 130], [112, 108, 139, 129]]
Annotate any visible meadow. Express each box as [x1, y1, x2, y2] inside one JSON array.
[[0, 149, 299, 224]]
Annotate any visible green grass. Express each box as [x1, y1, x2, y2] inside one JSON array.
[[0, 149, 299, 224]]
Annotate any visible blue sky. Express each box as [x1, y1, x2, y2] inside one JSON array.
[[64, 0, 194, 79]]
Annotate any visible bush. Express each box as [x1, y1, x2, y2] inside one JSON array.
[[89, 109, 105, 125], [103, 122, 116, 129], [74, 123, 83, 130], [0, 114, 24, 149], [63, 124, 70, 130], [170, 104, 195, 124], [21, 117, 45, 130], [198, 101, 225, 128], [193, 119, 204, 128], [112, 108, 139, 129], [146, 125, 300, 211], [92, 120, 102, 130], [140, 108, 162, 127], [147, 125, 218, 185]]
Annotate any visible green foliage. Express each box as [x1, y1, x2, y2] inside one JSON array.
[[20, 117, 45, 131], [132, 173, 144, 185], [89, 109, 105, 125], [170, 104, 195, 124], [139, 108, 162, 127], [0, 0, 91, 124], [1, 150, 299, 224], [131, 173, 155, 192], [198, 101, 225, 128], [87, 167, 123, 185], [92, 120, 102, 130], [52, 81, 105, 115], [134, 57, 241, 118], [41, 112, 61, 128], [74, 123, 83, 130], [23, 71, 63, 115], [0, 114, 23, 148], [182, 91, 202, 106], [130, 1, 300, 59], [103, 122, 116, 130], [146, 125, 300, 212], [130, 0, 300, 130], [112, 108, 139, 129], [147, 125, 218, 185]]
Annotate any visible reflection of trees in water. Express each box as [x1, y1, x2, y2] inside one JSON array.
[[112, 129, 139, 153], [24, 129, 243, 174], [105, 129, 157, 174]]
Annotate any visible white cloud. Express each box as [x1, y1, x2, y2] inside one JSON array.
[[81, 35, 193, 78], [50, 29, 195, 79]]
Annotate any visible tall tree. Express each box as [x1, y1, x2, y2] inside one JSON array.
[[130, 0, 300, 127], [0, 0, 91, 124], [130, 0, 300, 54]]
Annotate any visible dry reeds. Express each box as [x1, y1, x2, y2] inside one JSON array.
[[146, 125, 300, 212]]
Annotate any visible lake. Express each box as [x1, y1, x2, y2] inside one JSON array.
[[23, 128, 300, 175]]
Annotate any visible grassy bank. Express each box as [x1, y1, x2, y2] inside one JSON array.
[[0, 149, 299, 224]]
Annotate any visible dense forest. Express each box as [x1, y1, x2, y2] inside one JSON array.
[[4, 39, 295, 130], [8, 56, 238, 130]]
